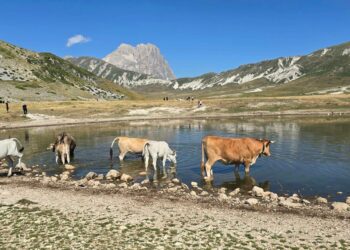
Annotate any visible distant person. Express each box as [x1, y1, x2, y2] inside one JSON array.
[[5, 101, 9, 113], [198, 100, 202, 108], [22, 104, 28, 115]]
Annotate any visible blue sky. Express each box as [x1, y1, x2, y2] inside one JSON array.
[[1, 0, 350, 77]]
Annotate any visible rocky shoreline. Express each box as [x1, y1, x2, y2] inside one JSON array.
[[3, 164, 350, 218]]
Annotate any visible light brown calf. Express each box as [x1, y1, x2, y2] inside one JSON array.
[[200, 136, 274, 181], [110, 137, 149, 161], [52, 132, 76, 164]]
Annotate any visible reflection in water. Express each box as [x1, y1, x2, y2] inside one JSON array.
[[1, 117, 350, 201]]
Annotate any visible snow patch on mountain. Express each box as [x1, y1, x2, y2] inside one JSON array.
[[177, 56, 304, 90], [342, 48, 350, 56], [321, 48, 330, 56]]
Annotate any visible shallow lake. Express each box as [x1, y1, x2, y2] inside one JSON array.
[[1, 117, 349, 201]]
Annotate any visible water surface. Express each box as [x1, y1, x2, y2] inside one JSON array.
[[1, 117, 349, 201]]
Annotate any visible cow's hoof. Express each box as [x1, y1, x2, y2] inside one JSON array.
[[204, 176, 213, 182]]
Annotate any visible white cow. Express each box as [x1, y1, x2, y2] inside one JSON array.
[[142, 141, 177, 181], [0, 138, 24, 177]]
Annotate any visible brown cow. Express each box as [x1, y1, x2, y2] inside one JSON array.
[[110, 137, 149, 161], [200, 136, 274, 181]]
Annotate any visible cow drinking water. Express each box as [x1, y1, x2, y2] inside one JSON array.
[[200, 136, 274, 181], [0, 138, 24, 176], [142, 141, 177, 181]]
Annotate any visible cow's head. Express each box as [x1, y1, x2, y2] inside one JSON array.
[[260, 139, 275, 157], [167, 150, 177, 164]]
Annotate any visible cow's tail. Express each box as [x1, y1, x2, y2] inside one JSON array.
[[142, 142, 150, 157], [109, 137, 119, 160], [200, 138, 206, 176], [12, 138, 24, 153]]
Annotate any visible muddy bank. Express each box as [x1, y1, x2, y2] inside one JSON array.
[[0, 172, 350, 249]]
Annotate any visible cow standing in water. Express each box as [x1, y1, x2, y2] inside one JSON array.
[[51, 133, 76, 164], [110, 137, 149, 161], [0, 138, 24, 176], [200, 136, 274, 181], [142, 141, 177, 181]]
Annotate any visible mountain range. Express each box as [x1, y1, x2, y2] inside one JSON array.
[[1, 39, 350, 101], [69, 41, 350, 96]]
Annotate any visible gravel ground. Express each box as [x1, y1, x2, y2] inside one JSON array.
[[0, 179, 349, 250]]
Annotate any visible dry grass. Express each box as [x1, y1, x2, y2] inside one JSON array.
[[0, 94, 349, 123]]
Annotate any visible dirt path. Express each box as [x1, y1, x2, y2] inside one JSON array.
[[0, 181, 349, 249]]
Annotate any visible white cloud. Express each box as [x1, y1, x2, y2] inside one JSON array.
[[66, 34, 91, 47]]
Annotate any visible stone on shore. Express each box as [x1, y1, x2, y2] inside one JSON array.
[[120, 173, 133, 182], [252, 186, 264, 197], [218, 193, 228, 201], [345, 197, 350, 205], [191, 182, 198, 188], [172, 178, 180, 184], [331, 202, 349, 212], [316, 197, 328, 204], [85, 172, 97, 180], [64, 164, 75, 170], [229, 188, 240, 197], [96, 174, 104, 180], [118, 182, 128, 188], [245, 198, 258, 206], [106, 169, 121, 180], [279, 200, 302, 208]]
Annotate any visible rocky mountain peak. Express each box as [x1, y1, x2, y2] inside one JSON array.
[[103, 43, 175, 80]]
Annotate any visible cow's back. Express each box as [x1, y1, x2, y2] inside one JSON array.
[[119, 137, 148, 153], [203, 136, 258, 164]]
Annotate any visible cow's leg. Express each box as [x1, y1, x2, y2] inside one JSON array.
[[204, 159, 215, 181], [144, 155, 150, 181], [234, 163, 240, 172], [118, 151, 126, 161], [55, 153, 59, 164], [244, 161, 251, 174], [162, 157, 167, 179], [152, 155, 158, 182], [66, 145, 70, 164], [61, 151, 66, 165], [6, 156, 13, 177]]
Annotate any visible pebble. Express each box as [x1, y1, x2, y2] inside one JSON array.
[[191, 182, 198, 188], [118, 183, 128, 188], [331, 202, 349, 212], [172, 178, 180, 184], [229, 188, 240, 197], [85, 172, 97, 180], [218, 193, 228, 201], [316, 197, 328, 204], [120, 174, 133, 182], [190, 191, 197, 197], [64, 164, 75, 170], [346, 197, 350, 205], [252, 186, 264, 197], [106, 169, 121, 180], [200, 191, 209, 196], [245, 198, 258, 206]]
